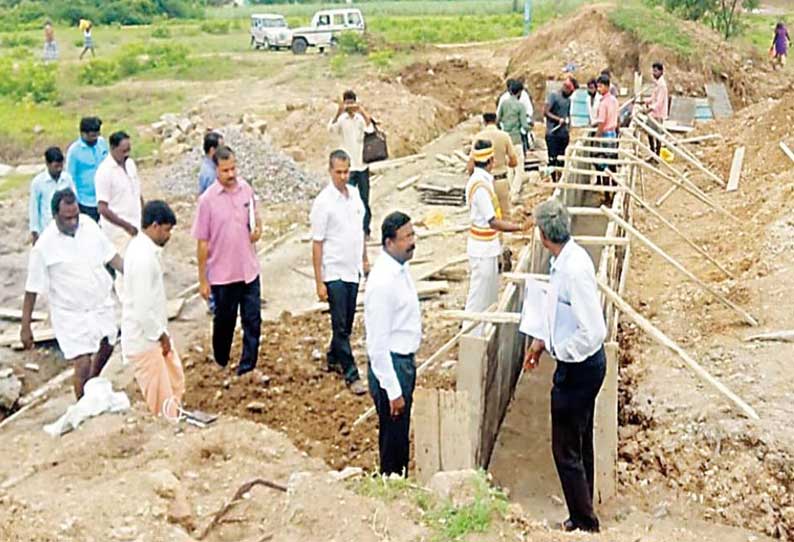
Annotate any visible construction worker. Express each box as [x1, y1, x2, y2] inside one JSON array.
[[365, 211, 422, 476], [466, 113, 518, 218], [594, 74, 619, 173], [643, 62, 668, 155], [544, 78, 577, 183], [21, 188, 122, 400], [463, 140, 526, 335], [497, 80, 528, 164], [521, 198, 606, 533]]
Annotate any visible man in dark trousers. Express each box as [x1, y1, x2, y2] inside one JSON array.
[[521, 198, 607, 533], [310, 149, 370, 395], [364, 211, 422, 476], [543, 78, 577, 182], [192, 146, 263, 377]]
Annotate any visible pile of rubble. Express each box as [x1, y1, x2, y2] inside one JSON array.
[[152, 112, 324, 203]]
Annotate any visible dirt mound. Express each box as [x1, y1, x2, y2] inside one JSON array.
[[397, 58, 504, 117], [506, 4, 785, 110]]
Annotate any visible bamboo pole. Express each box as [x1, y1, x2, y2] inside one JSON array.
[[600, 206, 757, 326], [597, 280, 760, 420], [440, 310, 521, 324], [635, 117, 726, 188], [744, 330, 794, 343], [605, 171, 734, 279]]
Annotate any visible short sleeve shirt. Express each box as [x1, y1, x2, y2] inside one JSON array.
[[545, 92, 571, 137], [94, 156, 142, 241]]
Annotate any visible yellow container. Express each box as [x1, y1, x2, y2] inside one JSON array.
[[660, 147, 674, 163], [79, 19, 92, 31]]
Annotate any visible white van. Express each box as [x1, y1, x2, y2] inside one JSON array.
[[250, 14, 292, 51], [290, 8, 365, 54]]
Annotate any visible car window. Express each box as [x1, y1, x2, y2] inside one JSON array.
[[318, 15, 330, 26], [348, 13, 362, 26], [265, 19, 286, 28], [252, 18, 262, 28], [333, 14, 345, 25]]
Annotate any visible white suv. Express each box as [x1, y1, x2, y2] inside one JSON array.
[[250, 14, 292, 51], [290, 8, 366, 54]]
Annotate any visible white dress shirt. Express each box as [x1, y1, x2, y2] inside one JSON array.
[[95, 155, 142, 244], [365, 250, 423, 400], [465, 168, 501, 259], [544, 240, 606, 362], [25, 216, 117, 358], [121, 233, 168, 357], [328, 112, 375, 172], [309, 182, 365, 283]]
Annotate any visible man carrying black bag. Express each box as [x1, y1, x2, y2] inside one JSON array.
[[328, 90, 377, 239]]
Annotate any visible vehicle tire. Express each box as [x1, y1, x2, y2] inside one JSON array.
[[250, 36, 256, 49], [263, 38, 271, 51], [292, 38, 308, 55]]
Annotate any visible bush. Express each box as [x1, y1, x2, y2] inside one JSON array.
[[368, 49, 394, 69], [78, 42, 192, 86], [0, 58, 58, 103], [2, 34, 39, 48], [151, 25, 172, 39], [337, 31, 368, 54], [200, 19, 230, 35], [77, 58, 120, 85]]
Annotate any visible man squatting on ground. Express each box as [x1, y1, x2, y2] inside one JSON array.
[[328, 89, 375, 238], [463, 140, 527, 335], [122, 200, 185, 418], [310, 149, 370, 396], [193, 145, 263, 376], [21, 188, 123, 399], [365, 212, 422, 476], [521, 198, 607, 533]]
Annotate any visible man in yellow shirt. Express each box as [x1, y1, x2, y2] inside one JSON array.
[[467, 113, 519, 218]]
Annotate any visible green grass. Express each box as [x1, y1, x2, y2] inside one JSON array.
[[741, 13, 790, 54], [0, 173, 31, 196], [352, 471, 508, 542], [608, 3, 696, 59]]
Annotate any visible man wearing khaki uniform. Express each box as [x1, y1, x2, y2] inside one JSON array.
[[467, 113, 518, 218]]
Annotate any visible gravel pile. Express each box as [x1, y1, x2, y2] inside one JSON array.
[[160, 125, 324, 203]]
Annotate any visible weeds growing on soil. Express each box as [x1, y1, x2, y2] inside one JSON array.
[[609, 3, 695, 58]]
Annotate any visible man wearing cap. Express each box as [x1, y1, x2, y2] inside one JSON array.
[[467, 113, 519, 218], [464, 139, 527, 335], [544, 78, 577, 183]]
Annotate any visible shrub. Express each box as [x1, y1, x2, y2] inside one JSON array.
[[336, 31, 368, 54], [77, 58, 120, 85], [0, 58, 58, 103], [199, 19, 230, 35], [2, 34, 39, 48], [151, 25, 172, 39], [368, 49, 394, 69], [329, 53, 349, 77]]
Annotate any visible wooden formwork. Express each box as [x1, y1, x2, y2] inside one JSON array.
[[413, 127, 638, 504]]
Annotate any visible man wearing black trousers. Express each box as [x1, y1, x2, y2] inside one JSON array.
[[364, 212, 422, 475], [193, 146, 262, 376], [328, 89, 375, 239], [310, 149, 370, 395], [521, 198, 607, 532]]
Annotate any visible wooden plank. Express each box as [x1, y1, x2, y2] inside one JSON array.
[[705, 82, 733, 119], [508, 234, 629, 246], [744, 330, 794, 343], [598, 280, 758, 420], [416, 183, 457, 194], [439, 390, 474, 470], [167, 298, 186, 320], [440, 310, 520, 324], [368, 153, 426, 173], [0, 326, 55, 348], [601, 206, 757, 326], [0, 367, 74, 431], [413, 387, 441, 483], [0, 308, 46, 322], [726, 146, 745, 192], [678, 134, 722, 145], [531, 180, 627, 193], [397, 175, 421, 191], [780, 141, 794, 164]]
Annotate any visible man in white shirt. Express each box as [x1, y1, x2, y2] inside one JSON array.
[[464, 140, 526, 335], [96, 131, 143, 255], [122, 200, 184, 418], [365, 211, 422, 476], [521, 198, 606, 533], [20, 188, 123, 400], [328, 89, 375, 238], [310, 149, 369, 395]]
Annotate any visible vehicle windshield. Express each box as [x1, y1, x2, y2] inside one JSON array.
[[253, 17, 287, 28]]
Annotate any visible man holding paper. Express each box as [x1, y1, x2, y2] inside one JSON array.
[[520, 198, 607, 533]]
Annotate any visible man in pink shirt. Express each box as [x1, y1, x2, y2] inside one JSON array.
[[595, 73, 619, 174], [644, 62, 668, 156], [192, 146, 263, 376]]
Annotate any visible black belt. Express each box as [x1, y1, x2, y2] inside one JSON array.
[[493, 173, 508, 180]]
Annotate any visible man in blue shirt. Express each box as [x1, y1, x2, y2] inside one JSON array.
[[29, 147, 75, 245], [198, 131, 223, 195], [65, 116, 108, 222]]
